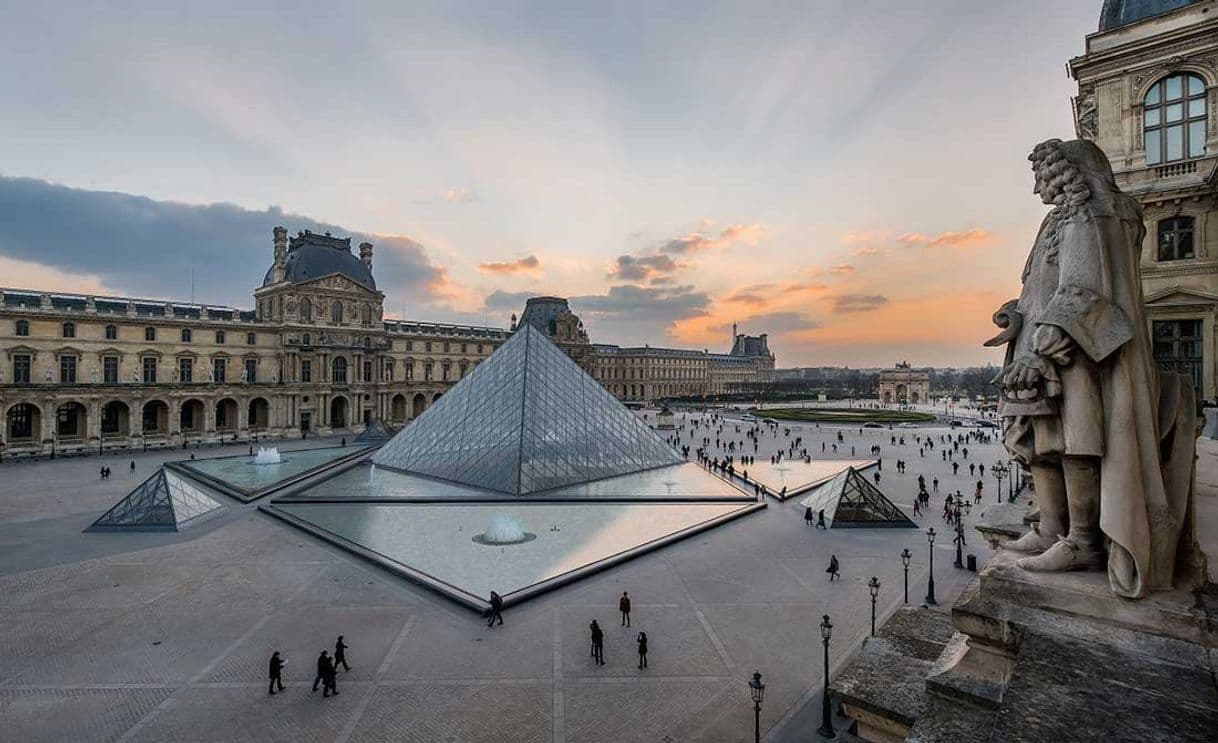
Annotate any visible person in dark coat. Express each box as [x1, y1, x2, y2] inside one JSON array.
[[487, 591, 504, 627], [816, 510, 827, 529], [804, 506, 814, 526], [334, 635, 351, 671], [826, 555, 840, 581], [268, 651, 286, 695], [637, 632, 648, 669], [323, 653, 339, 697], [619, 592, 631, 627], [313, 650, 330, 692], [590, 620, 605, 665]]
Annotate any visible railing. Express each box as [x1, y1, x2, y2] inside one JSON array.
[[1154, 160, 1198, 178]]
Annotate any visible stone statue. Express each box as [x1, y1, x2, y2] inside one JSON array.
[[987, 138, 1206, 598], [240, 368, 248, 383], [90, 368, 99, 384], [132, 369, 140, 382]]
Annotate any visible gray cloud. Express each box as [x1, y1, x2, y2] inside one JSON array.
[[570, 284, 710, 344], [0, 175, 449, 308], [483, 289, 536, 313], [709, 312, 820, 336], [608, 253, 680, 282], [831, 294, 889, 313]]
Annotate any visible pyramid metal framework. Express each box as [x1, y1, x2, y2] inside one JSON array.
[[355, 418, 392, 444], [798, 466, 916, 528], [372, 324, 683, 495], [90, 468, 226, 531]]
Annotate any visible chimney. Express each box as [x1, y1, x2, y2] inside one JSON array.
[[359, 241, 374, 270], [272, 226, 288, 283]]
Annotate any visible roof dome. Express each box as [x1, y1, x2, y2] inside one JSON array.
[[1099, 0, 1201, 31], [262, 230, 376, 291]]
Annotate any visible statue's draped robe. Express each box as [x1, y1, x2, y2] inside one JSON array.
[[1001, 190, 1204, 598]]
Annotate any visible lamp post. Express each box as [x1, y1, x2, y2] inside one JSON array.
[[867, 576, 881, 636], [817, 615, 836, 739], [925, 528, 938, 606], [900, 548, 911, 604], [748, 671, 765, 743], [953, 499, 972, 569], [992, 461, 1008, 504]]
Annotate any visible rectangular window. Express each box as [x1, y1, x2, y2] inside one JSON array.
[[1153, 319, 1203, 392], [60, 355, 77, 383], [145, 327, 156, 341], [301, 359, 312, 382], [425, 341, 432, 352], [406, 340, 413, 351], [363, 359, 372, 382], [1158, 217, 1195, 262], [181, 328, 192, 342], [1145, 130, 1161, 165], [15, 321, 29, 336], [179, 357, 193, 383], [104, 356, 119, 384], [247, 332, 256, 345], [62, 322, 75, 338], [245, 358, 257, 383], [213, 358, 226, 383], [216, 330, 226, 344], [14, 354, 31, 384], [105, 325, 117, 340], [142, 356, 157, 383]]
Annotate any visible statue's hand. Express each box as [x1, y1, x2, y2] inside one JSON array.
[[1032, 324, 1074, 364]]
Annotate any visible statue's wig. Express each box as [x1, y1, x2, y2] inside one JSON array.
[[1028, 138, 1092, 208]]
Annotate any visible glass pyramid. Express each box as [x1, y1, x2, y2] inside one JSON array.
[[373, 324, 683, 495], [798, 467, 916, 528], [90, 468, 225, 531], [355, 418, 391, 444]]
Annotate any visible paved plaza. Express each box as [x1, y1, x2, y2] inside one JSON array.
[[1, 411, 1214, 742]]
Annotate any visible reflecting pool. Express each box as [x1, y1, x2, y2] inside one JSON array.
[[182, 446, 359, 493]]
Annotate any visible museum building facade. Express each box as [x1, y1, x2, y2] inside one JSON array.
[[1, 230, 774, 457], [1069, 0, 1218, 399]]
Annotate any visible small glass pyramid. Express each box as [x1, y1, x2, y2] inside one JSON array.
[[90, 468, 225, 531], [798, 467, 915, 528], [355, 418, 391, 443], [373, 324, 683, 495]]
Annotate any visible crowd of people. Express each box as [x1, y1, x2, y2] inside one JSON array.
[[266, 635, 352, 698]]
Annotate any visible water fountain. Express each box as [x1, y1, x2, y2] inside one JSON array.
[[473, 515, 537, 545], [253, 446, 282, 465]]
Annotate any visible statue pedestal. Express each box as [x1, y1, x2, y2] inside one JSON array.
[[831, 550, 1218, 742]]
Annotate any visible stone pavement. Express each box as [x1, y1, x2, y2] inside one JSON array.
[[0, 411, 1083, 742]]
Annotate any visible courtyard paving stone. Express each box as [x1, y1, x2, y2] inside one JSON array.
[[345, 682, 552, 743], [0, 688, 173, 743]]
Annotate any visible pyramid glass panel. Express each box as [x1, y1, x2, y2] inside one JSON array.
[[373, 325, 681, 495], [798, 467, 915, 528]]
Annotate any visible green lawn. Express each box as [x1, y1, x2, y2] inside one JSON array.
[[753, 407, 937, 424]]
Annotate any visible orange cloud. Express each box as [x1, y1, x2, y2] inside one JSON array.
[[441, 187, 477, 204], [659, 222, 763, 254], [830, 263, 855, 275], [478, 254, 542, 275], [897, 228, 992, 249]]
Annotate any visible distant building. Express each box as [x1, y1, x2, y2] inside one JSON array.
[[877, 362, 930, 404], [0, 228, 506, 457], [1068, 0, 1217, 398], [517, 299, 775, 401]]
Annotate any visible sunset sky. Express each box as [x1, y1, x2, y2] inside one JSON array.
[[0, 1, 1103, 367]]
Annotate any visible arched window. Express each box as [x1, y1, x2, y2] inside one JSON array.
[[332, 356, 348, 383], [1144, 73, 1207, 165], [1157, 216, 1195, 262], [300, 298, 312, 322], [331, 301, 343, 323]]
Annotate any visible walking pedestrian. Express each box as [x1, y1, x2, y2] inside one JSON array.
[[323, 654, 339, 697], [334, 635, 351, 672], [312, 650, 330, 692], [590, 620, 605, 665], [619, 592, 631, 627], [637, 632, 648, 669], [804, 506, 814, 526], [826, 554, 840, 581], [816, 509, 827, 529], [129, 460, 135, 473], [487, 590, 504, 627], [268, 651, 286, 695]]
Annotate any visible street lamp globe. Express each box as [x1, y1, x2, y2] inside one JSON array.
[[868, 576, 880, 598], [749, 671, 765, 704], [900, 548, 912, 568], [819, 614, 833, 641]]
